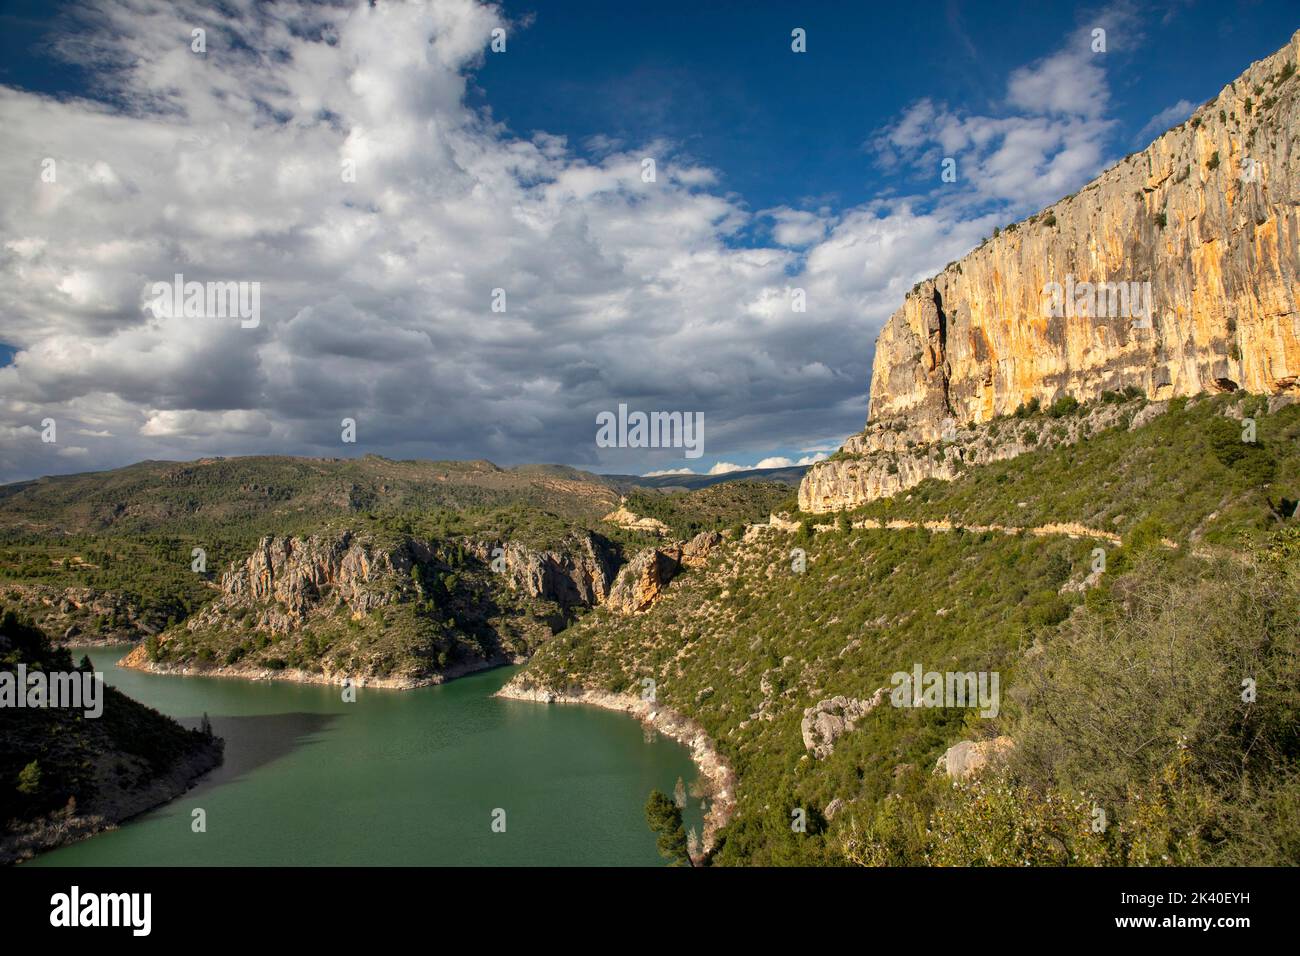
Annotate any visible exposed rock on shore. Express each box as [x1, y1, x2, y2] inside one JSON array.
[[495, 677, 736, 856]]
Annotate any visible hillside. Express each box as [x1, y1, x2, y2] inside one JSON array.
[[0, 608, 223, 864], [0, 453, 801, 686], [506, 393, 1300, 864], [0, 455, 637, 649]]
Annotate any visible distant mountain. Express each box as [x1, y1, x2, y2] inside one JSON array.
[[602, 465, 810, 491]]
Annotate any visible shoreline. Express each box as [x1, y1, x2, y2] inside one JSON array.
[[117, 649, 525, 690], [2, 740, 224, 866], [494, 679, 736, 857]]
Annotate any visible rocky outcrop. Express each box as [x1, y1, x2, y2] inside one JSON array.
[[802, 32, 1300, 512], [0, 584, 159, 645], [467, 531, 620, 608], [680, 530, 721, 568], [605, 546, 683, 615], [935, 736, 1015, 780], [800, 689, 887, 759], [195, 531, 422, 635], [800, 399, 1134, 512], [602, 502, 670, 536]]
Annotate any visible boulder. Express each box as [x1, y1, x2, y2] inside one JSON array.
[[934, 736, 1015, 780], [800, 689, 886, 759]]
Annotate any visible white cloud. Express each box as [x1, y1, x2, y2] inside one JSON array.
[[642, 467, 695, 477], [763, 207, 830, 247], [754, 453, 826, 469], [868, 10, 1141, 215], [0, 0, 1137, 483], [707, 462, 746, 475]]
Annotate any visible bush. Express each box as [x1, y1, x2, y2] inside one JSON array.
[[1048, 395, 1080, 418], [845, 550, 1300, 866], [1205, 415, 1276, 483]]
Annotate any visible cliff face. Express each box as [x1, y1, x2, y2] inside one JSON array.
[[465, 533, 621, 608], [200, 531, 422, 633], [800, 399, 1139, 513], [800, 32, 1300, 513], [122, 528, 634, 683]]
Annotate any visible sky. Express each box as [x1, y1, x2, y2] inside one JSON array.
[[0, 0, 1296, 483]]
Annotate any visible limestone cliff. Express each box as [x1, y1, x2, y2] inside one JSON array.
[[464, 532, 621, 608], [123, 529, 618, 684], [802, 32, 1300, 513]]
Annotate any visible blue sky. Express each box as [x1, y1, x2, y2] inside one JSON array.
[[472, 0, 1295, 222], [0, 0, 1296, 482]]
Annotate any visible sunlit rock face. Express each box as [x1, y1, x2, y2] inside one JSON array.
[[801, 31, 1300, 513]]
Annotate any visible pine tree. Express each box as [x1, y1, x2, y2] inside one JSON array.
[[645, 789, 692, 866], [17, 760, 41, 796]]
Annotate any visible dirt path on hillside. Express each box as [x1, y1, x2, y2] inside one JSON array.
[[772, 514, 1177, 548]]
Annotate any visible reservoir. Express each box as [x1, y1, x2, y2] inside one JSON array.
[[26, 645, 701, 866]]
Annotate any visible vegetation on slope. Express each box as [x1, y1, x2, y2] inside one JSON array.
[[624, 481, 794, 539], [513, 394, 1300, 865], [831, 393, 1299, 547], [1, 608, 222, 860], [0, 456, 654, 651], [845, 534, 1300, 866], [138, 528, 570, 681]]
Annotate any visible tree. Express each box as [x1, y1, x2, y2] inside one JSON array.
[[17, 760, 41, 796], [645, 789, 693, 866]]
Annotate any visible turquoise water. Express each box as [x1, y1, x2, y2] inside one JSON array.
[[27, 647, 700, 866]]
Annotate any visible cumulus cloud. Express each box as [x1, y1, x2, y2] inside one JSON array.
[[754, 453, 827, 468], [868, 7, 1140, 215], [707, 462, 746, 476], [0, 0, 1133, 483]]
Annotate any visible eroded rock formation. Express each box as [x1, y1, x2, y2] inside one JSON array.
[[605, 546, 683, 615], [800, 690, 887, 759], [801, 32, 1300, 513], [935, 737, 1015, 780], [466, 532, 621, 607]]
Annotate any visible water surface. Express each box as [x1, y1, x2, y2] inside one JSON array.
[[28, 646, 700, 866]]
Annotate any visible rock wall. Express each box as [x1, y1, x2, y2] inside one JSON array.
[[465, 531, 621, 607], [802, 32, 1300, 512], [219, 532, 420, 628], [800, 397, 1136, 512]]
